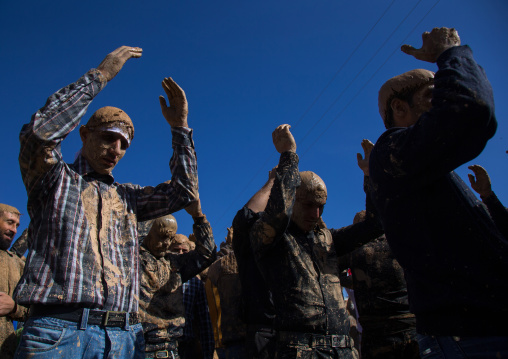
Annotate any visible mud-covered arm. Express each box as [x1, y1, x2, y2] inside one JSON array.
[[136, 127, 198, 221], [250, 151, 300, 255], [370, 45, 496, 189], [232, 207, 260, 259], [19, 70, 107, 196], [171, 216, 216, 283]]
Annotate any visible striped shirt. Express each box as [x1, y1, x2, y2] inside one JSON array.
[[15, 69, 198, 312]]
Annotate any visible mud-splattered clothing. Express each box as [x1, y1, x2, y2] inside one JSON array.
[[250, 151, 381, 358], [15, 69, 198, 312], [208, 245, 247, 354], [0, 250, 28, 358], [180, 277, 214, 359], [232, 207, 276, 359], [139, 216, 216, 354], [369, 45, 508, 336], [339, 236, 418, 358], [482, 192, 508, 239]]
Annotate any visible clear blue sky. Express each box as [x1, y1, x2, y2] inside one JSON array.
[[1, 0, 507, 246]]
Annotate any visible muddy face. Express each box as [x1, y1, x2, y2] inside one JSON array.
[[291, 171, 327, 233], [169, 234, 190, 254], [0, 211, 20, 250], [145, 215, 178, 257], [80, 127, 129, 175]]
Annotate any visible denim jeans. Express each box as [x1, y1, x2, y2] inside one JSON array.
[[14, 315, 145, 358], [417, 334, 508, 358]]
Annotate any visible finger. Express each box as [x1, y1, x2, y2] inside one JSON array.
[[357, 153, 363, 163], [401, 44, 418, 56], [162, 78, 176, 99], [468, 165, 481, 175]]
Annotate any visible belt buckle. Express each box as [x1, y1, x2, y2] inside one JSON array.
[[331, 335, 341, 348], [103, 310, 123, 326], [155, 350, 170, 358]]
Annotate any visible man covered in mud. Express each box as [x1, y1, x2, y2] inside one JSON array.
[[15, 46, 198, 358], [250, 125, 382, 358], [139, 199, 216, 359], [0, 204, 28, 358], [369, 27, 508, 356]]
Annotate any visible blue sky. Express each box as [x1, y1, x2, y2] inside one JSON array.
[[1, 0, 507, 246]]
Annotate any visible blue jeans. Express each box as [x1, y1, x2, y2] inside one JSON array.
[[417, 334, 508, 358], [14, 315, 145, 358]]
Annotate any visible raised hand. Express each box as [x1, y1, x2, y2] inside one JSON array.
[[401, 27, 460, 63], [468, 165, 493, 199], [272, 124, 296, 154], [97, 46, 142, 82], [159, 77, 189, 128], [357, 139, 374, 176]]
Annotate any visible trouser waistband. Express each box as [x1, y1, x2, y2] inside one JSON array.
[[278, 331, 353, 348], [29, 304, 138, 328]]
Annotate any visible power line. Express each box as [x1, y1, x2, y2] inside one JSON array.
[[301, 0, 441, 158]]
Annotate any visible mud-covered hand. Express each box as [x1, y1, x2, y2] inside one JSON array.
[[468, 165, 493, 199], [225, 227, 233, 245], [97, 46, 142, 82], [401, 27, 460, 63], [356, 139, 374, 176], [0, 292, 15, 316], [159, 77, 189, 128], [185, 197, 203, 218], [272, 124, 296, 153]]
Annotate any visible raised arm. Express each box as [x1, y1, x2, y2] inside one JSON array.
[[19, 46, 142, 194], [170, 199, 217, 282], [468, 165, 508, 238], [250, 124, 300, 255]]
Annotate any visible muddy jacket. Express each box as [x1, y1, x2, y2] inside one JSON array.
[[0, 250, 28, 358], [208, 246, 247, 345], [369, 45, 508, 336], [482, 192, 508, 239], [139, 216, 216, 352], [250, 151, 382, 334]]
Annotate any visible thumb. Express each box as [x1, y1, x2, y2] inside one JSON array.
[[159, 95, 167, 110], [401, 44, 418, 56], [357, 153, 363, 162], [467, 173, 475, 186]]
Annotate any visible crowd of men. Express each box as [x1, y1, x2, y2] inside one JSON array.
[[0, 26, 507, 359]]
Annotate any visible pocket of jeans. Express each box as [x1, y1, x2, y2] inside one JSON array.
[[18, 322, 67, 352]]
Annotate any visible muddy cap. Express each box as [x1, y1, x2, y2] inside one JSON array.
[[298, 171, 327, 201], [85, 106, 134, 143], [0, 204, 21, 216], [378, 69, 434, 123]]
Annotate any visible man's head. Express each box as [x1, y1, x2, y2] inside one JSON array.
[[291, 171, 327, 233], [144, 215, 178, 258], [379, 69, 435, 129], [0, 204, 21, 250], [169, 234, 191, 254], [79, 106, 134, 175]]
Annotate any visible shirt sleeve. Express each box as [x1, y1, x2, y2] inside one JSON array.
[[19, 70, 106, 196], [482, 192, 508, 239], [370, 46, 497, 192], [136, 126, 199, 221], [250, 151, 300, 256], [172, 216, 217, 283]]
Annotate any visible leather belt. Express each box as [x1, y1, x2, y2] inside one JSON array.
[[145, 349, 177, 358], [29, 304, 138, 327], [278, 331, 353, 348]]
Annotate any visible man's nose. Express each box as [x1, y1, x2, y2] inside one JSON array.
[[108, 139, 122, 155]]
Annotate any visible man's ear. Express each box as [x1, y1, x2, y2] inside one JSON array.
[[79, 125, 88, 143], [390, 98, 410, 126]]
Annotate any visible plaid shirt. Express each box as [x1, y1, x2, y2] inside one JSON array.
[[15, 70, 198, 312], [182, 277, 215, 359]]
